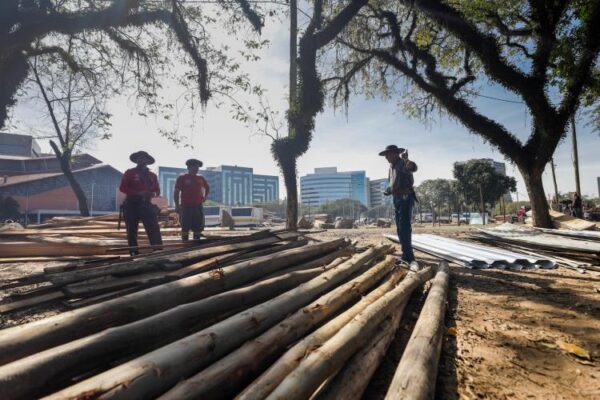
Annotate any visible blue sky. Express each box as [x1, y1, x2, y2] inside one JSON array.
[[7, 9, 600, 200]]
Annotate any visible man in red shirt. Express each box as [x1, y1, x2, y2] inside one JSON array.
[[174, 158, 210, 241], [119, 151, 163, 255]]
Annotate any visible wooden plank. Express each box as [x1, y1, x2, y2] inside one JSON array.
[[0, 291, 65, 314]]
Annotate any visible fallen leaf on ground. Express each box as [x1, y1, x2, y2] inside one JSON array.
[[538, 341, 558, 349], [556, 341, 591, 360], [447, 326, 457, 336]]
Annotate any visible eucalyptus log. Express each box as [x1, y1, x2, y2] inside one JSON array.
[[159, 255, 397, 400], [44, 245, 390, 400], [45, 232, 285, 286], [0, 238, 345, 366], [315, 303, 404, 400], [0, 254, 347, 400], [236, 267, 407, 400], [385, 262, 450, 400], [265, 266, 434, 400], [0, 291, 65, 314]]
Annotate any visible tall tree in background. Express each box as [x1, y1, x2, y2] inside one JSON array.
[[27, 39, 112, 216], [0, 0, 265, 131], [453, 160, 517, 215], [325, 0, 600, 228], [271, 0, 369, 229]]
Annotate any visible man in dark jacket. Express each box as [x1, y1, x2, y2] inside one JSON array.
[[380, 145, 419, 269]]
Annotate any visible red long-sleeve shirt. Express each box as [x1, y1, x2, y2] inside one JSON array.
[[119, 167, 160, 198]]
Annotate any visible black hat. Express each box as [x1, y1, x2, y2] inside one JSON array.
[[186, 158, 203, 167], [378, 145, 405, 156], [129, 151, 155, 165]]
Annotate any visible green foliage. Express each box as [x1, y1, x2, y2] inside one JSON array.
[[0, 195, 21, 221], [319, 198, 367, 219], [453, 160, 516, 207], [253, 199, 287, 217], [366, 204, 394, 219]]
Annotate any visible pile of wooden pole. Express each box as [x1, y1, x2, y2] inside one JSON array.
[[0, 211, 220, 259], [0, 228, 452, 400], [0, 230, 325, 313]]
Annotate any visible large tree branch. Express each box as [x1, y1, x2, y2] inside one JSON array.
[[340, 38, 525, 165], [29, 58, 66, 149]]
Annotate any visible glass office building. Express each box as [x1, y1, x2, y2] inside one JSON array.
[[158, 165, 278, 206], [300, 167, 369, 207]]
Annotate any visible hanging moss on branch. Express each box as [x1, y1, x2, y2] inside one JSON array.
[[274, 0, 368, 230]]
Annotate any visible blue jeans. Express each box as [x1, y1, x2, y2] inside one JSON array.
[[394, 194, 415, 262]]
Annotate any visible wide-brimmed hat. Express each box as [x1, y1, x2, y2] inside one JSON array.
[[186, 158, 203, 167], [129, 151, 155, 165], [378, 144, 405, 156]]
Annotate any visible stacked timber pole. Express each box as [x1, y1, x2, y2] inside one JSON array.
[[0, 231, 453, 399], [385, 261, 450, 400]]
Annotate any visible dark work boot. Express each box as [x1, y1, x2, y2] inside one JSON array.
[[181, 231, 189, 242]]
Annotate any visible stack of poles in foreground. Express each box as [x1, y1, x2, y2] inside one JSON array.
[[0, 230, 311, 313], [0, 232, 451, 400]]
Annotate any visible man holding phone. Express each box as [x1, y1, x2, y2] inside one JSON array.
[[380, 145, 419, 269]]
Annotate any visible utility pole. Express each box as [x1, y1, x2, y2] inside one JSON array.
[[479, 184, 486, 225], [550, 158, 559, 205], [571, 114, 581, 196], [289, 0, 297, 136]]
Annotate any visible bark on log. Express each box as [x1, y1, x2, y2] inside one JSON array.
[[61, 239, 310, 298], [0, 238, 345, 366], [0, 254, 347, 400], [43, 245, 390, 400], [45, 233, 285, 286], [265, 266, 434, 400], [385, 262, 450, 400], [315, 302, 405, 400], [236, 267, 406, 400], [158, 255, 398, 400]]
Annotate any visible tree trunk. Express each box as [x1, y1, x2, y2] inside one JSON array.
[[520, 165, 553, 228], [49, 141, 90, 217], [282, 157, 298, 230]]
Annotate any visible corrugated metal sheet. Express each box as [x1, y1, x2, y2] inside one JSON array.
[[478, 224, 600, 254], [384, 233, 556, 270]]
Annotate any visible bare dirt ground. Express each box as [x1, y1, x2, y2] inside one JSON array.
[[312, 225, 600, 400]]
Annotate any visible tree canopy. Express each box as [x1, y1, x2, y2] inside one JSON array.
[[320, 0, 600, 227], [0, 0, 266, 133], [320, 198, 367, 219], [453, 160, 517, 207]]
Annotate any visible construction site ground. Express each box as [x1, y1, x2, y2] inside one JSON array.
[[1, 224, 599, 399]]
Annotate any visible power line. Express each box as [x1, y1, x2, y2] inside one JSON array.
[[473, 93, 525, 104]]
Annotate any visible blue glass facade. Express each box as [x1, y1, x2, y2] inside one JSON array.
[[300, 168, 369, 207], [253, 174, 279, 203], [369, 178, 392, 207], [159, 165, 278, 206]]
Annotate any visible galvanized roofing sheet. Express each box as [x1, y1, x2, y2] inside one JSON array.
[[384, 233, 556, 270]]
